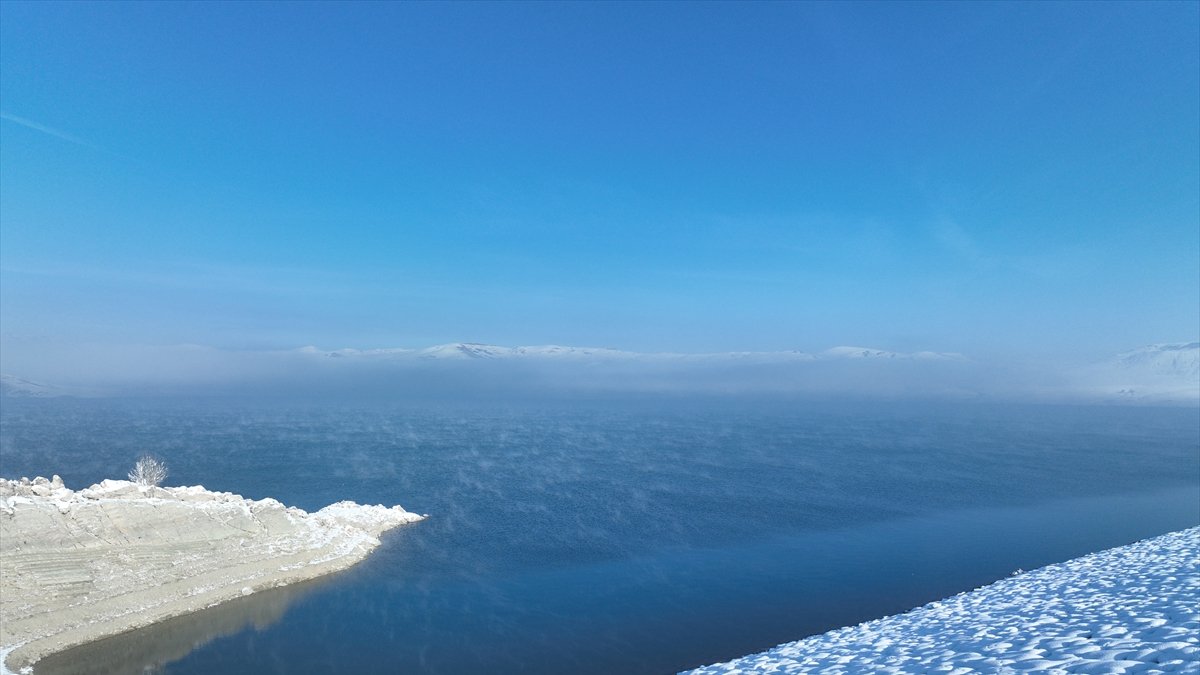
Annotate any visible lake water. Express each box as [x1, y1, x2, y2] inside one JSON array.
[[2, 399, 1197, 674]]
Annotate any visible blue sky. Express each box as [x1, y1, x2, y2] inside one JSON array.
[[1, 1, 1197, 366]]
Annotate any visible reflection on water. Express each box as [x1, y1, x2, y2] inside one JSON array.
[[33, 578, 327, 675]]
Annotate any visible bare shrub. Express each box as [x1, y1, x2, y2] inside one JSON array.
[[129, 455, 168, 487]]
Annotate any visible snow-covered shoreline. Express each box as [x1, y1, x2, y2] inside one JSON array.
[[684, 527, 1200, 674], [0, 477, 425, 674]]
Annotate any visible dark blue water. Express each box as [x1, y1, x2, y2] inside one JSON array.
[[2, 399, 1198, 675]]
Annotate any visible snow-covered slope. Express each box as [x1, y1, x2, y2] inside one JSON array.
[[419, 343, 513, 359], [0, 374, 65, 398], [1113, 342, 1200, 381], [685, 527, 1200, 674], [821, 346, 965, 361], [1077, 342, 1200, 404], [296, 342, 960, 363]]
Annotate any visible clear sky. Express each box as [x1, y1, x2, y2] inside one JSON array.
[[1, 1, 1197, 365]]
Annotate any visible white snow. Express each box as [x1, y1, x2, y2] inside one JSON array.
[[0, 645, 26, 675], [820, 346, 965, 361], [0, 374, 65, 399], [1074, 343, 1200, 404], [0, 477, 425, 672], [684, 527, 1200, 674], [1115, 343, 1200, 381], [293, 342, 970, 363]]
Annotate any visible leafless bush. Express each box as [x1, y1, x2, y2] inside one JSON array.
[[129, 455, 168, 487]]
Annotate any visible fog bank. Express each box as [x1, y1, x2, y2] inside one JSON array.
[[2, 341, 1196, 406]]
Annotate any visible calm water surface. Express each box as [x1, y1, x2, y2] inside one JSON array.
[[2, 399, 1197, 674]]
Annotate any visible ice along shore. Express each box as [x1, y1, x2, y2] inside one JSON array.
[[685, 526, 1200, 674], [0, 476, 425, 674]]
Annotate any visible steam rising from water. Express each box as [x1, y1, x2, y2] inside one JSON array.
[[2, 401, 1197, 674]]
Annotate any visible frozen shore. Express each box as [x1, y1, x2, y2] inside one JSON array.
[[0, 476, 425, 674], [685, 527, 1200, 674]]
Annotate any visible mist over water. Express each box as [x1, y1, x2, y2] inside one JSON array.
[[2, 398, 1198, 674]]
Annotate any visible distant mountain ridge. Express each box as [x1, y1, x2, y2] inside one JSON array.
[[1113, 342, 1200, 381], [4, 342, 1195, 404], [299, 342, 965, 363], [820, 346, 966, 361], [0, 374, 65, 398]]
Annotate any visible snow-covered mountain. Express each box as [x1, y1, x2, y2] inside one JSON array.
[[297, 342, 960, 363], [299, 343, 641, 361], [1112, 342, 1200, 381], [0, 374, 65, 398], [420, 343, 511, 359], [282, 341, 1196, 404], [7, 342, 1195, 404], [821, 346, 965, 361], [418, 343, 642, 360], [1077, 342, 1200, 403]]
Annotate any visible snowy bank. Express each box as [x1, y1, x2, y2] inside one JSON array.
[[0, 476, 425, 674], [685, 527, 1200, 674]]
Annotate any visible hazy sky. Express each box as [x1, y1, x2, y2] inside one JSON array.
[[1, 1, 1197, 366]]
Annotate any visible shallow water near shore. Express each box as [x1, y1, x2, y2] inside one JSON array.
[[3, 399, 1198, 674]]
